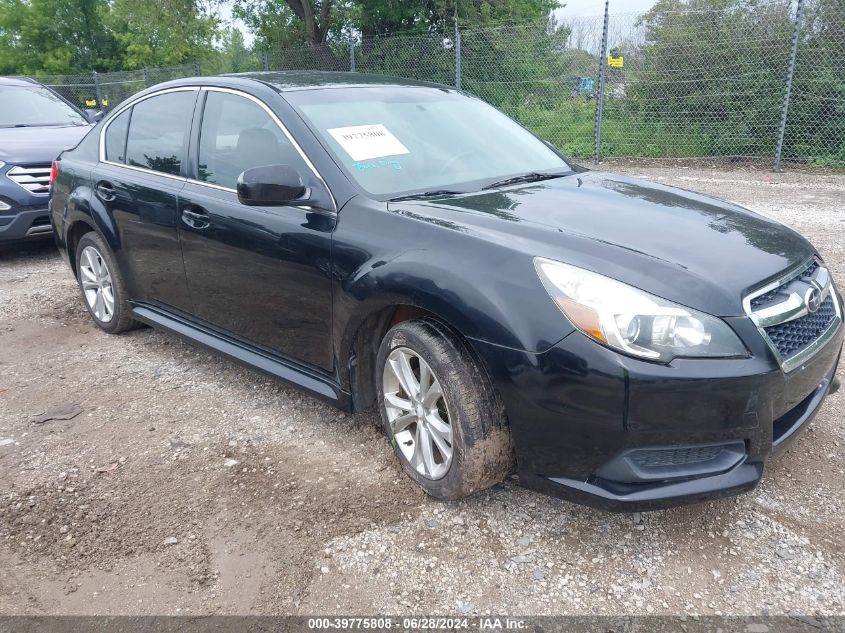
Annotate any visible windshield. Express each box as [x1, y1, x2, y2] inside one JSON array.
[[285, 86, 570, 198], [0, 85, 88, 127]]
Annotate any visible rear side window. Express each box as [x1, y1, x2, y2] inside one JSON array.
[[125, 90, 196, 176], [198, 91, 303, 190], [104, 109, 130, 163]]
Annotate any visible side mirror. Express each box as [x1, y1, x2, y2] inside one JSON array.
[[84, 109, 104, 123], [237, 164, 307, 206]]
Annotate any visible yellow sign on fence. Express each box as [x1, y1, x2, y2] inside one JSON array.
[[83, 98, 109, 108], [608, 56, 624, 68]]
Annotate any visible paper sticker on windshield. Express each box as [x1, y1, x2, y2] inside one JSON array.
[[327, 124, 410, 161]]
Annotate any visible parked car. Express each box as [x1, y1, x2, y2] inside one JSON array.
[[0, 76, 97, 243], [49, 73, 842, 511]]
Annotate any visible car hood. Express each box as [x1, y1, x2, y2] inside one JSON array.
[[391, 172, 814, 317], [0, 124, 92, 164]]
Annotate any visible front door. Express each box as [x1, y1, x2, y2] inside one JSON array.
[[178, 89, 335, 372]]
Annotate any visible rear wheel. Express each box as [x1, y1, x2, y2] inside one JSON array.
[[376, 319, 513, 500], [74, 232, 139, 334]]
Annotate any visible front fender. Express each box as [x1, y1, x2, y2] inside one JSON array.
[[333, 238, 575, 378]]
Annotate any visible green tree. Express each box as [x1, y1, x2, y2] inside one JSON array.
[[354, 0, 557, 37], [105, 0, 221, 69], [0, 0, 119, 73], [217, 26, 259, 73], [621, 0, 795, 157], [785, 0, 845, 164], [233, 0, 345, 49]]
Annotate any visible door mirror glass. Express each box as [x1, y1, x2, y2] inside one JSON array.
[[237, 164, 307, 206]]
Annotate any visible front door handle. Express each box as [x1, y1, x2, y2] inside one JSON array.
[[95, 181, 116, 202], [181, 206, 211, 230]]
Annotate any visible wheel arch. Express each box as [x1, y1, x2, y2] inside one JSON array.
[[65, 217, 98, 277], [64, 194, 121, 277], [344, 301, 499, 414]]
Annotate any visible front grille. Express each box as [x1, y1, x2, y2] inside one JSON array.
[[629, 445, 725, 469], [6, 164, 51, 195], [749, 260, 818, 311], [745, 258, 841, 372], [764, 295, 837, 358]]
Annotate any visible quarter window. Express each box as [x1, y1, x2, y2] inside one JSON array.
[[198, 91, 302, 190], [104, 108, 130, 163], [125, 91, 196, 176]]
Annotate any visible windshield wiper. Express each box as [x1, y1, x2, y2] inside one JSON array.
[[482, 172, 568, 190], [388, 189, 465, 202]]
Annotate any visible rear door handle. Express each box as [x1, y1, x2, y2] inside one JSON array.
[[95, 181, 116, 202], [181, 206, 211, 230]]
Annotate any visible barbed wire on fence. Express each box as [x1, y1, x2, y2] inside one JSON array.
[[6, 0, 842, 168]]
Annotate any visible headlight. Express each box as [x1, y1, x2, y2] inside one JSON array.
[[534, 257, 748, 362]]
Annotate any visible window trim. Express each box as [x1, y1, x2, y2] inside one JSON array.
[[98, 87, 198, 182], [98, 85, 336, 212], [103, 105, 132, 165], [188, 86, 336, 213]]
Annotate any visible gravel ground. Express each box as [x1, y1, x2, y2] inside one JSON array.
[[0, 165, 843, 616]]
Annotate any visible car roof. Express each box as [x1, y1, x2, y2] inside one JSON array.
[[160, 71, 453, 93], [0, 76, 42, 87]]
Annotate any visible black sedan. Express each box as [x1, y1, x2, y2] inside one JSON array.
[[49, 73, 843, 511]]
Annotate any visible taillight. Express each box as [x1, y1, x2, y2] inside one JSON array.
[[49, 160, 59, 186]]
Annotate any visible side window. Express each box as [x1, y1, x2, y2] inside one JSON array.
[[198, 91, 304, 190], [125, 90, 196, 176], [104, 108, 130, 163]]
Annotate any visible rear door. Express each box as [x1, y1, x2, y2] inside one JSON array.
[[177, 88, 335, 371], [94, 88, 198, 311]]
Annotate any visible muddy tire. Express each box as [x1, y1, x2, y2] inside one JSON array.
[[376, 318, 513, 500], [74, 231, 140, 334]]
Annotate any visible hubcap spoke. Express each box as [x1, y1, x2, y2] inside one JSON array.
[[422, 379, 443, 408], [426, 411, 452, 460], [418, 362, 432, 397], [426, 410, 451, 439], [83, 248, 97, 274], [390, 351, 420, 400], [384, 391, 413, 411], [391, 411, 416, 434], [102, 285, 115, 313], [418, 424, 437, 477], [80, 265, 97, 283], [410, 424, 423, 471], [93, 290, 105, 320]]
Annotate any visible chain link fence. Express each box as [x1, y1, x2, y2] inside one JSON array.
[[8, 0, 843, 168], [24, 64, 199, 113]]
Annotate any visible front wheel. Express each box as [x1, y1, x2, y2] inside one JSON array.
[[376, 319, 513, 500]]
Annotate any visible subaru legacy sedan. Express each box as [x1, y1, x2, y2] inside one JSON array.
[[49, 73, 842, 511]]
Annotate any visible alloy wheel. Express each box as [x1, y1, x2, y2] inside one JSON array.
[[383, 347, 453, 480], [79, 245, 115, 323]]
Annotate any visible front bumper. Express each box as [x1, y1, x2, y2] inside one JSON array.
[[0, 207, 53, 242], [472, 309, 843, 512]]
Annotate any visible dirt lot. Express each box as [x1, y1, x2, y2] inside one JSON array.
[[0, 165, 844, 616]]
